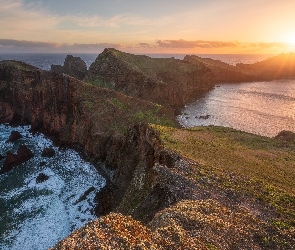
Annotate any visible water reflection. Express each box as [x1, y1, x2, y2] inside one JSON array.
[[178, 80, 295, 137]]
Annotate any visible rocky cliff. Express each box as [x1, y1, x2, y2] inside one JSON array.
[[184, 52, 295, 83], [85, 48, 214, 109], [1, 58, 295, 249], [0, 60, 176, 160], [51, 55, 87, 80]]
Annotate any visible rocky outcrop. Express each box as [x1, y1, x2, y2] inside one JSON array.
[[6, 130, 22, 143], [275, 130, 295, 142], [51, 55, 87, 80], [41, 147, 55, 157], [36, 172, 49, 183], [86, 48, 214, 109], [1, 145, 33, 174], [184, 52, 295, 83]]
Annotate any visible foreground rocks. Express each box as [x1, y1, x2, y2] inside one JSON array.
[[52, 199, 290, 250], [41, 147, 55, 157], [6, 130, 22, 143], [36, 172, 49, 183], [0, 145, 33, 174]]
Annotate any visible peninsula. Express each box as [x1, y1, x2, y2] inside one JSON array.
[[1, 49, 295, 249]]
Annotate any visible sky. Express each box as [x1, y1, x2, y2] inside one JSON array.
[[1, 0, 295, 54]]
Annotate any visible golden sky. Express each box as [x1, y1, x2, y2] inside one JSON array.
[[1, 0, 295, 54]]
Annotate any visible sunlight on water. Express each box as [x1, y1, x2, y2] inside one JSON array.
[[178, 80, 295, 137], [0, 125, 106, 249]]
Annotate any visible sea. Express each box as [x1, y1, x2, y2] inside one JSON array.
[[0, 52, 294, 249]]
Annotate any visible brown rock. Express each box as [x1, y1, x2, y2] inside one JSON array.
[[1, 151, 18, 174], [41, 147, 55, 157], [0, 145, 33, 174], [274, 130, 295, 141], [36, 173, 49, 183], [17, 145, 34, 162], [6, 130, 22, 143], [51, 55, 87, 80]]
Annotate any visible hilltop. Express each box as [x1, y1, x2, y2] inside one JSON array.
[[85, 48, 214, 109]]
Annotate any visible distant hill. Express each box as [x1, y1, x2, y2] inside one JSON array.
[[185, 52, 295, 83], [85, 48, 214, 109]]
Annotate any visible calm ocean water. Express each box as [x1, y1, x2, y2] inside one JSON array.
[[178, 80, 295, 137], [0, 53, 291, 249]]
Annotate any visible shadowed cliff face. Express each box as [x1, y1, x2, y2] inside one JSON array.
[[0, 60, 179, 220], [85, 48, 215, 109], [0, 60, 176, 159], [184, 52, 295, 83], [51, 55, 87, 80]]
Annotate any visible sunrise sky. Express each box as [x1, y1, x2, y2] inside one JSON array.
[[1, 0, 295, 54]]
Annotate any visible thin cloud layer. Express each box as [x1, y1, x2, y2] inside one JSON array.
[[0, 39, 122, 53], [155, 40, 287, 50], [0, 39, 289, 54]]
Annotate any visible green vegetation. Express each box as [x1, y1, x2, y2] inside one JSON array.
[[151, 124, 295, 223], [133, 109, 175, 127], [110, 98, 128, 110], [4, 61, 35, 72], [85, 77, 115, 90], [75, 79, 177, 134]]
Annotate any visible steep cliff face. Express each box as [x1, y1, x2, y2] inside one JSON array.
[[0, 60, 176, 160], [185, 53, 295, 83], [0, 60, 185, 224], [85, 48, 214, 109]]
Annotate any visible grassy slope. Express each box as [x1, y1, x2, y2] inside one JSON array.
[[108, 48, 203, 80], [152, 125, 295, 226], [74, 80, 177, 133]]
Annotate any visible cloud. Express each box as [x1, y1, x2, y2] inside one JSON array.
[[0, 0, 172, 44], [0, 38, 289, 54], [69, 15, 172, 28], [137, 43, 152, 48], [155, 39, 287, 49], [0, 39, 122, 53]]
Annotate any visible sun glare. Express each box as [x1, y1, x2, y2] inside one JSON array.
[[283, 34, 295, 45]]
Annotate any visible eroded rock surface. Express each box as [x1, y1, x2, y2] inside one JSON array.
[[1, 145, 33, 174], [6, 130, 22, 143], [41, 147, 55, 157], [51, 55, 87, 80], [36, 172, 49, 183]]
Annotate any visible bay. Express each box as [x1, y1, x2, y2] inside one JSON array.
[[178, 80, 295, 137]]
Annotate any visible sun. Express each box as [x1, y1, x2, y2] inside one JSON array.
[[283, 33, 295, 46]]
